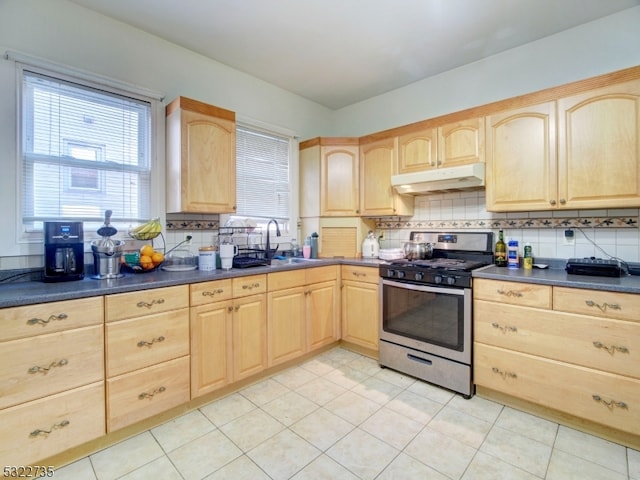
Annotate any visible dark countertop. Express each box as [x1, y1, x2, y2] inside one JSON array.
[[473, 264, 640, 294], [0, 258, 385, 309]]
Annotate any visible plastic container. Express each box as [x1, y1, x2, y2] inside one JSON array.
[[303, 237, 311, 259], [507, 240, 519, 269], [198, 246, 217, 271]]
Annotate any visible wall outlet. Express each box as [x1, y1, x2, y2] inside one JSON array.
[[184, 232, 193, 244], [563, 229, 575, 246]]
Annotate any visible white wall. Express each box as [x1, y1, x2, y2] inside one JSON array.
[[330, 6, 640, 136]]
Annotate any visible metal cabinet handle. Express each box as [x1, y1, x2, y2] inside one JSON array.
[[27, 313, 68, 326], [559, 198, 566, 205], [28, 358, 68, 374], [549, 199, 557, 206], [491, 367, 517, 379], [137, 336, 165, 348], [592, 394, 627, 410], [30, 419, 70, 437], [139, 386, 166, 400], [352, 271, 366, 278], [496, 289, 523, 298], [491, 322, 517, 334], [137, 298, 165, 309], [234, 305, 240, 312], [203, 289, 224, 296], [592, 341, 629, 355], [585, 300, 621, 313], [242, 283, 261, 290]]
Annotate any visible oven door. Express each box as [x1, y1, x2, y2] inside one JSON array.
[[380, 279, 472, 364]]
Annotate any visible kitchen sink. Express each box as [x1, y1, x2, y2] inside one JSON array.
[[269, 257, 321, 266]]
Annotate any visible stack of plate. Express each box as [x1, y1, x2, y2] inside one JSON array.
[[378, 248, 405, 261]]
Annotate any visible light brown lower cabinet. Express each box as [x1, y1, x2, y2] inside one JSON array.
[[340, 265, 379, 351], [474, 278, 640, 446]]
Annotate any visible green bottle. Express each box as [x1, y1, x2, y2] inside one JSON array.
[[495, 230, 507, 267]]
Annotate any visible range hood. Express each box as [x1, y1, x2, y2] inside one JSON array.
[[391, 162, 485, 195]]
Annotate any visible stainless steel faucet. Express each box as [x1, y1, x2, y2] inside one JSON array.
[[265, 219, 281, 260]]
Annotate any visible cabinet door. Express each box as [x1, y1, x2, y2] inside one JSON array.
[[558, 80, 640, 209], [341, 280, 379, 350], [299, 144, 321, 217], [321, 145, 360, 216], [438, 117, 485, 167], [190, 300, 233, 398], [397, 127, 437, 173], [485, 102, 557, 211], [268, 287, 306, 367], [232, 294, 267, 381], [166, 98, 236, 214], [307, 280, 338, 351]]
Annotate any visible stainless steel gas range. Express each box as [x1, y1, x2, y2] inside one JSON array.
[[378, 231, 494, 398]]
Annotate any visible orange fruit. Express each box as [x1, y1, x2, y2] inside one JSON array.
[[151, 252, 164, 265], [140, 244, 154, 257], [139, 255, 153, 269]]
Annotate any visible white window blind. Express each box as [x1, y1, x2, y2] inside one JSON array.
[[235, 125, 290, 222], [21, 68, 152, 228]]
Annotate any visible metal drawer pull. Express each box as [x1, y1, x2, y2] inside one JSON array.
[[136, 298, 165, 309], [491, 367, 517, 379], [585, 300, 621, 313], [137, 336, 165, 348], [491, 322, 518, 334], [496, 289, 523, 298], [203, 289, 224, 296], [352, 271, 366, 277], [28, 359, 69, 374], [139, 386, 166, 400], [27, 313, 68, 326], [592, 394, 628, 410], [30, 419, 70, 437], [242, 283, 261, 290], [592, 341, 629, 355], [407, 354, 432, 366]]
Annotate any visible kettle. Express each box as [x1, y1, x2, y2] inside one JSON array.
[[362, 231, 380, 258]]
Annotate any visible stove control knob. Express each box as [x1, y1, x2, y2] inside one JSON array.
[[397, 271, 406, 279], [434, 275, 443, 284], [386, 269, 395, 277], [415, 272, 424, 281], [446, 276, 456, 285]]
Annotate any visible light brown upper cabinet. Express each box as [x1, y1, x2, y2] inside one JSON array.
[[166, 96, 237, 213], [486, 78, 640, 211], [360, 137, 413, 217], [299, 138, 360, 217], [486, 102, 557, 211], [396, 118, 484, 175], [557, 80, 640, 210]]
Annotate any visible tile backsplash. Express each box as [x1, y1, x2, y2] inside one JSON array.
[[375, 191, 640, 263]]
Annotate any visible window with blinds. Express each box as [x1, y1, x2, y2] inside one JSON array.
[[235, 125, 290, 224], [20, 68, 152, 230]]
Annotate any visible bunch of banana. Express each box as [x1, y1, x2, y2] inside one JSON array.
[[129, 217, 162, 240]]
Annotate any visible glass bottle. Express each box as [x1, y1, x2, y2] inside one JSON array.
[[495, 230, 507, 267]]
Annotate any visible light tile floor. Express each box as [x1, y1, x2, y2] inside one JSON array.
[[55, 347, 640, 480]]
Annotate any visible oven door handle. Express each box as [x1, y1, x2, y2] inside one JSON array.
[[382, 279, 466, 296], [407, 353, 433, 366]]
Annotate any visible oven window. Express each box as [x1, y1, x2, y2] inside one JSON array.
[[382, 283, 465, 351]]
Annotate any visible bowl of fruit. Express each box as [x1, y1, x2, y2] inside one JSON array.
[[121, 244, 165, 273]]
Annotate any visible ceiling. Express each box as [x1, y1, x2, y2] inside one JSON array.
[[70, 0, 640, 110]]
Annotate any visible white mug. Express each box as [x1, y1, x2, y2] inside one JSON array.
[[219, 243, 238, 270]]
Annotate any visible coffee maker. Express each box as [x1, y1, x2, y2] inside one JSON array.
[[43, 221, 85, 282]]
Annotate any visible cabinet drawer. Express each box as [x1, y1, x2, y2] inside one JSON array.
[[105, 285, 189, 322], [306, 265, 337, 284], [475, 300, 640, 378], [0, 382, 105, 466], [0, 297, 103, 342], [106, 308, 189, 377], [0, 325, 104, 409], [190, 279, 233, 306], [553, 286, 640, 323], [233, 274, 267, 298], [341, 265, 379, 284], [473, 279, 552, 308], [268, 269, 305, 291], [475, 343, 640, 436], [107, 356, 190, 432]]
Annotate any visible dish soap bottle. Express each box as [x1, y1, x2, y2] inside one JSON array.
[[494, 230, 507, 267]]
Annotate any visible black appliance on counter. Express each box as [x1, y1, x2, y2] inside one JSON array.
[[565, 257, 629, 277], [379, 231, 494, 398], [43, 221, 85, 282]]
